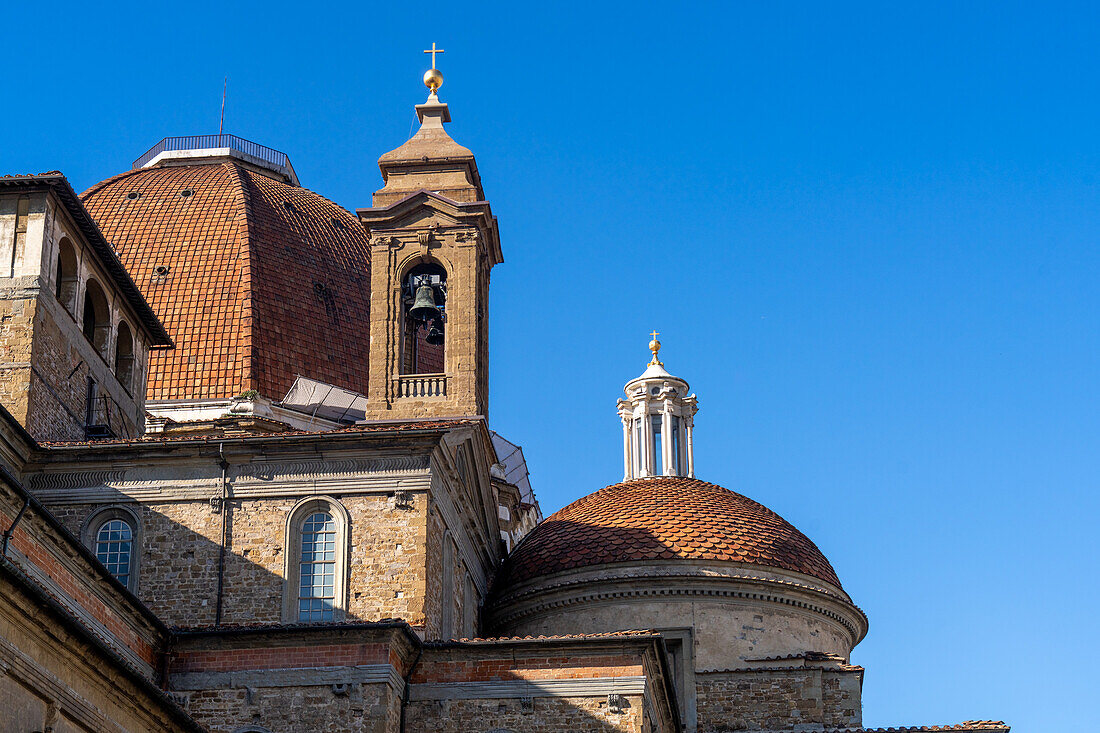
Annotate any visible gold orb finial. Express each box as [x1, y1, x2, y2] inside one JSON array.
[[423, 68, 444, 92], [648, 330, 663, 366], [423, 42, 445, 92]]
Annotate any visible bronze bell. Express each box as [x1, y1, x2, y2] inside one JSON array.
[[425, 321, 444, 346], [408, 281, 439, 322]]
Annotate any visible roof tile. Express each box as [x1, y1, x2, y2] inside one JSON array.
[[496, 476, 842, 589]]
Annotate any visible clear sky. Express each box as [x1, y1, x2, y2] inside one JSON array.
[[4, 2, 1096, 730]]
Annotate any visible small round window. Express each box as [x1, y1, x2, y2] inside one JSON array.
[[180, 188, 194, 198], [126, 191, 140, 201]]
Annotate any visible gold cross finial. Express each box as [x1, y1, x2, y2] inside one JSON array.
[[423, 42, 445, 69], [648, 330, 663, 366]]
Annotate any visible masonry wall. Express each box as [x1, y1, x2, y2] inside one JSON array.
[[29, 296, 142, 441], [694, 668, 862, 732], [0, 190, 149, 443], [168, 627, 414, 733], [0, 571, 197, 732], [50, 491, 432, 629], [498, 597, 854, 671], [0, 475, 196, 731], [0, 295, 35, 429], [404, 642, 677, 733], [405, 694, 651, 733], [184, 681, 401, 733]]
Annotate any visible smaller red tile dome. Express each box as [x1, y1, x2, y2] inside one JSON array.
[[496, 476, 841, 590]]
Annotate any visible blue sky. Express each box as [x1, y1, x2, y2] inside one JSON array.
[[4, 2, 1096, 729]]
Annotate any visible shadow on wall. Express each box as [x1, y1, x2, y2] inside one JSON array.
[[54, 496, 378, 630], [48, 501, 675, 732]]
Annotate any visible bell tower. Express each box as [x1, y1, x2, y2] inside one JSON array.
[[617, 333, 699, 480], [358, 52, 502, 420]]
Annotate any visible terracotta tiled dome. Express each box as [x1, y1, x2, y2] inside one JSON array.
[[81, 162, 372, 401], [496, 476, 842, 589]]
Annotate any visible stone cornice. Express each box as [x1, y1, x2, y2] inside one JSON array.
[[407, 675, 647, 701], [488, 565, 868, 647], [28, 455, 432, 504]]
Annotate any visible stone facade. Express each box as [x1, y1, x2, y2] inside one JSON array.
[[694, 664, 863, 731], [404, 636, 681, 733], [29, 420, 503, 638], [0, 466, 199, 731], [168, 625, 415, 733], [0, 178, 168, 443], [488, 560, 867, 733]]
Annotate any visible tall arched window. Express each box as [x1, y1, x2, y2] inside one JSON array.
[[55, 238, 78, 312], [400, 261, 447, 375], [283, 497, 349, 622], [82, 279, 111, 356], [96, 520, 133, 586], [81, 506, 141, 592], [441, 531, 455, 639], [298, 511, 336, 621], [115, 320, 135, 392]]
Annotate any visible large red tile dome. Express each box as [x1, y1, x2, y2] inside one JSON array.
[[496, 476, 842, 589], [81, 157, 372, 402]]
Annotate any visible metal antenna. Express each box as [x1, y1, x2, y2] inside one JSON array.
[[219, 77, 227, 135]]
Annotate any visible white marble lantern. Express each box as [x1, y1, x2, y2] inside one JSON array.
[[617, 334, 698, 480]]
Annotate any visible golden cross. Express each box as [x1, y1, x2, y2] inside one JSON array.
[[650, 330, 659, 340], [423, 42, 445, 69]]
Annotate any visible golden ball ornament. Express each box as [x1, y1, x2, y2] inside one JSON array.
[[423, 68, 444, 92]]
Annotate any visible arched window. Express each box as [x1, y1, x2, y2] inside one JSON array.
[[400, 262, 447, 375], [463, 571, 478, 639], [298, 511, 336, 621], [55, 238, 78, 312], [441, 531, 454, 639], [81, 506, 141, 592], [82, 279, 111, 356], [115, 320, 135, 392], [283, 497, 349, 622]]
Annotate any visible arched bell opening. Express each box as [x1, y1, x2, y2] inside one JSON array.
[[82, 279, 111, 357], [115, 320, 135, 393], [399, 261, 447, 376], [55, 238, 79, 313]]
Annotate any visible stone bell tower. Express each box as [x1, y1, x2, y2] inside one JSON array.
[[617, 333, 699, 480], [358, 52, 502, 420]]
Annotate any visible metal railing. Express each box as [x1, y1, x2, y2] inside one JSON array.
[[394, 374, 447, 399], [132, 134, 289, 170]]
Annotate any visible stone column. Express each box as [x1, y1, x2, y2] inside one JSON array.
[[661, 404, 674, 476]]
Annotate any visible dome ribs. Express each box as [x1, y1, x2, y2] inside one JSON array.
[[81, 163, 373, 403]]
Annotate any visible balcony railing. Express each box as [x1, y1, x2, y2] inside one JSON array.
[[133, 135, 289, 170], [394, 374, 447, 399]]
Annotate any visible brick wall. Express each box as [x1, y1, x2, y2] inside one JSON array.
[[167, 626, 415, 733], [0, 482, 166, 677], [184, 682, 400, 733], [694, 667, 862, 731], [405, 694, 649, 733], [404, 639, 677, 733], [27, 299, 141, 441]]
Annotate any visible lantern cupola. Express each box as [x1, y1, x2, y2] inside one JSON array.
[[617, 333, 698, 480]]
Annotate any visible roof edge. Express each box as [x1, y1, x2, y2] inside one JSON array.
[[1, 173, 173, 347]]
